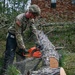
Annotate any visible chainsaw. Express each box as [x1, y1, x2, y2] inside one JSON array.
[[16, 47, 42, 59]]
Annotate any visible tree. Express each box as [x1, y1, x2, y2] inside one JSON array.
[[0, 0, 28, 14]]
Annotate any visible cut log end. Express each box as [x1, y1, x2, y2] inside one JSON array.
[[50, 57, 59, 68]]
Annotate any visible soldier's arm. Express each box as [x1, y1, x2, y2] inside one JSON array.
[[15, 19, 25, 49]]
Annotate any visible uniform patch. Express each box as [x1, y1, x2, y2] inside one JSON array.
[[10, 35, 15, 38]]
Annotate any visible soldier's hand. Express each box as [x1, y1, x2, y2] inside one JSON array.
[[23, 49, 29, 54], [16, 49, 29, 59]]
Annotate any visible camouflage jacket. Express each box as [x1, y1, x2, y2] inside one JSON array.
[[8, 13, 32, 49]]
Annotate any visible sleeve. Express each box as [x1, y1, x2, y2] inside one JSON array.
[[15, 19, 25, 49], [31, 24, 41, 45]]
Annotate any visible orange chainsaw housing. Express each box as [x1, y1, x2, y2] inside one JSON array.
[[28, 47, 42, 58]]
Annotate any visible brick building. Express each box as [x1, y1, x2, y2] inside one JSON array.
[[31, 0, 75, 22]]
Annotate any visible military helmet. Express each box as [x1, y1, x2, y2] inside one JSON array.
[[29, 4, 41, 16]]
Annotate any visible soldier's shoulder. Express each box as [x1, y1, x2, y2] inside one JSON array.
[[16, 13, 25, 20]]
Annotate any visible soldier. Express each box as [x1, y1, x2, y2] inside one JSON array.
[[1, 4, 41, 75]]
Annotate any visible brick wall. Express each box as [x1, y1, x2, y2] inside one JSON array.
[[31, 0, 75, 22]]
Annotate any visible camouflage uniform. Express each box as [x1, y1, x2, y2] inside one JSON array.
[[1, 13, 33, 74], [8, 13, 31, 49], [1, 4, 41, 75]]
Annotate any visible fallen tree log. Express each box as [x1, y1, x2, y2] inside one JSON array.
[[13, 24, 66, 75], [28, 24, 66, 75]]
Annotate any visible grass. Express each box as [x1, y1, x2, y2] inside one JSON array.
[[61, 53, 75, 75], [6, 66, 21, 75]]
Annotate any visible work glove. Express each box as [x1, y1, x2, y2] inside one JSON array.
[[36, 43, 43, 50], [16, 49, 29, 59]]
